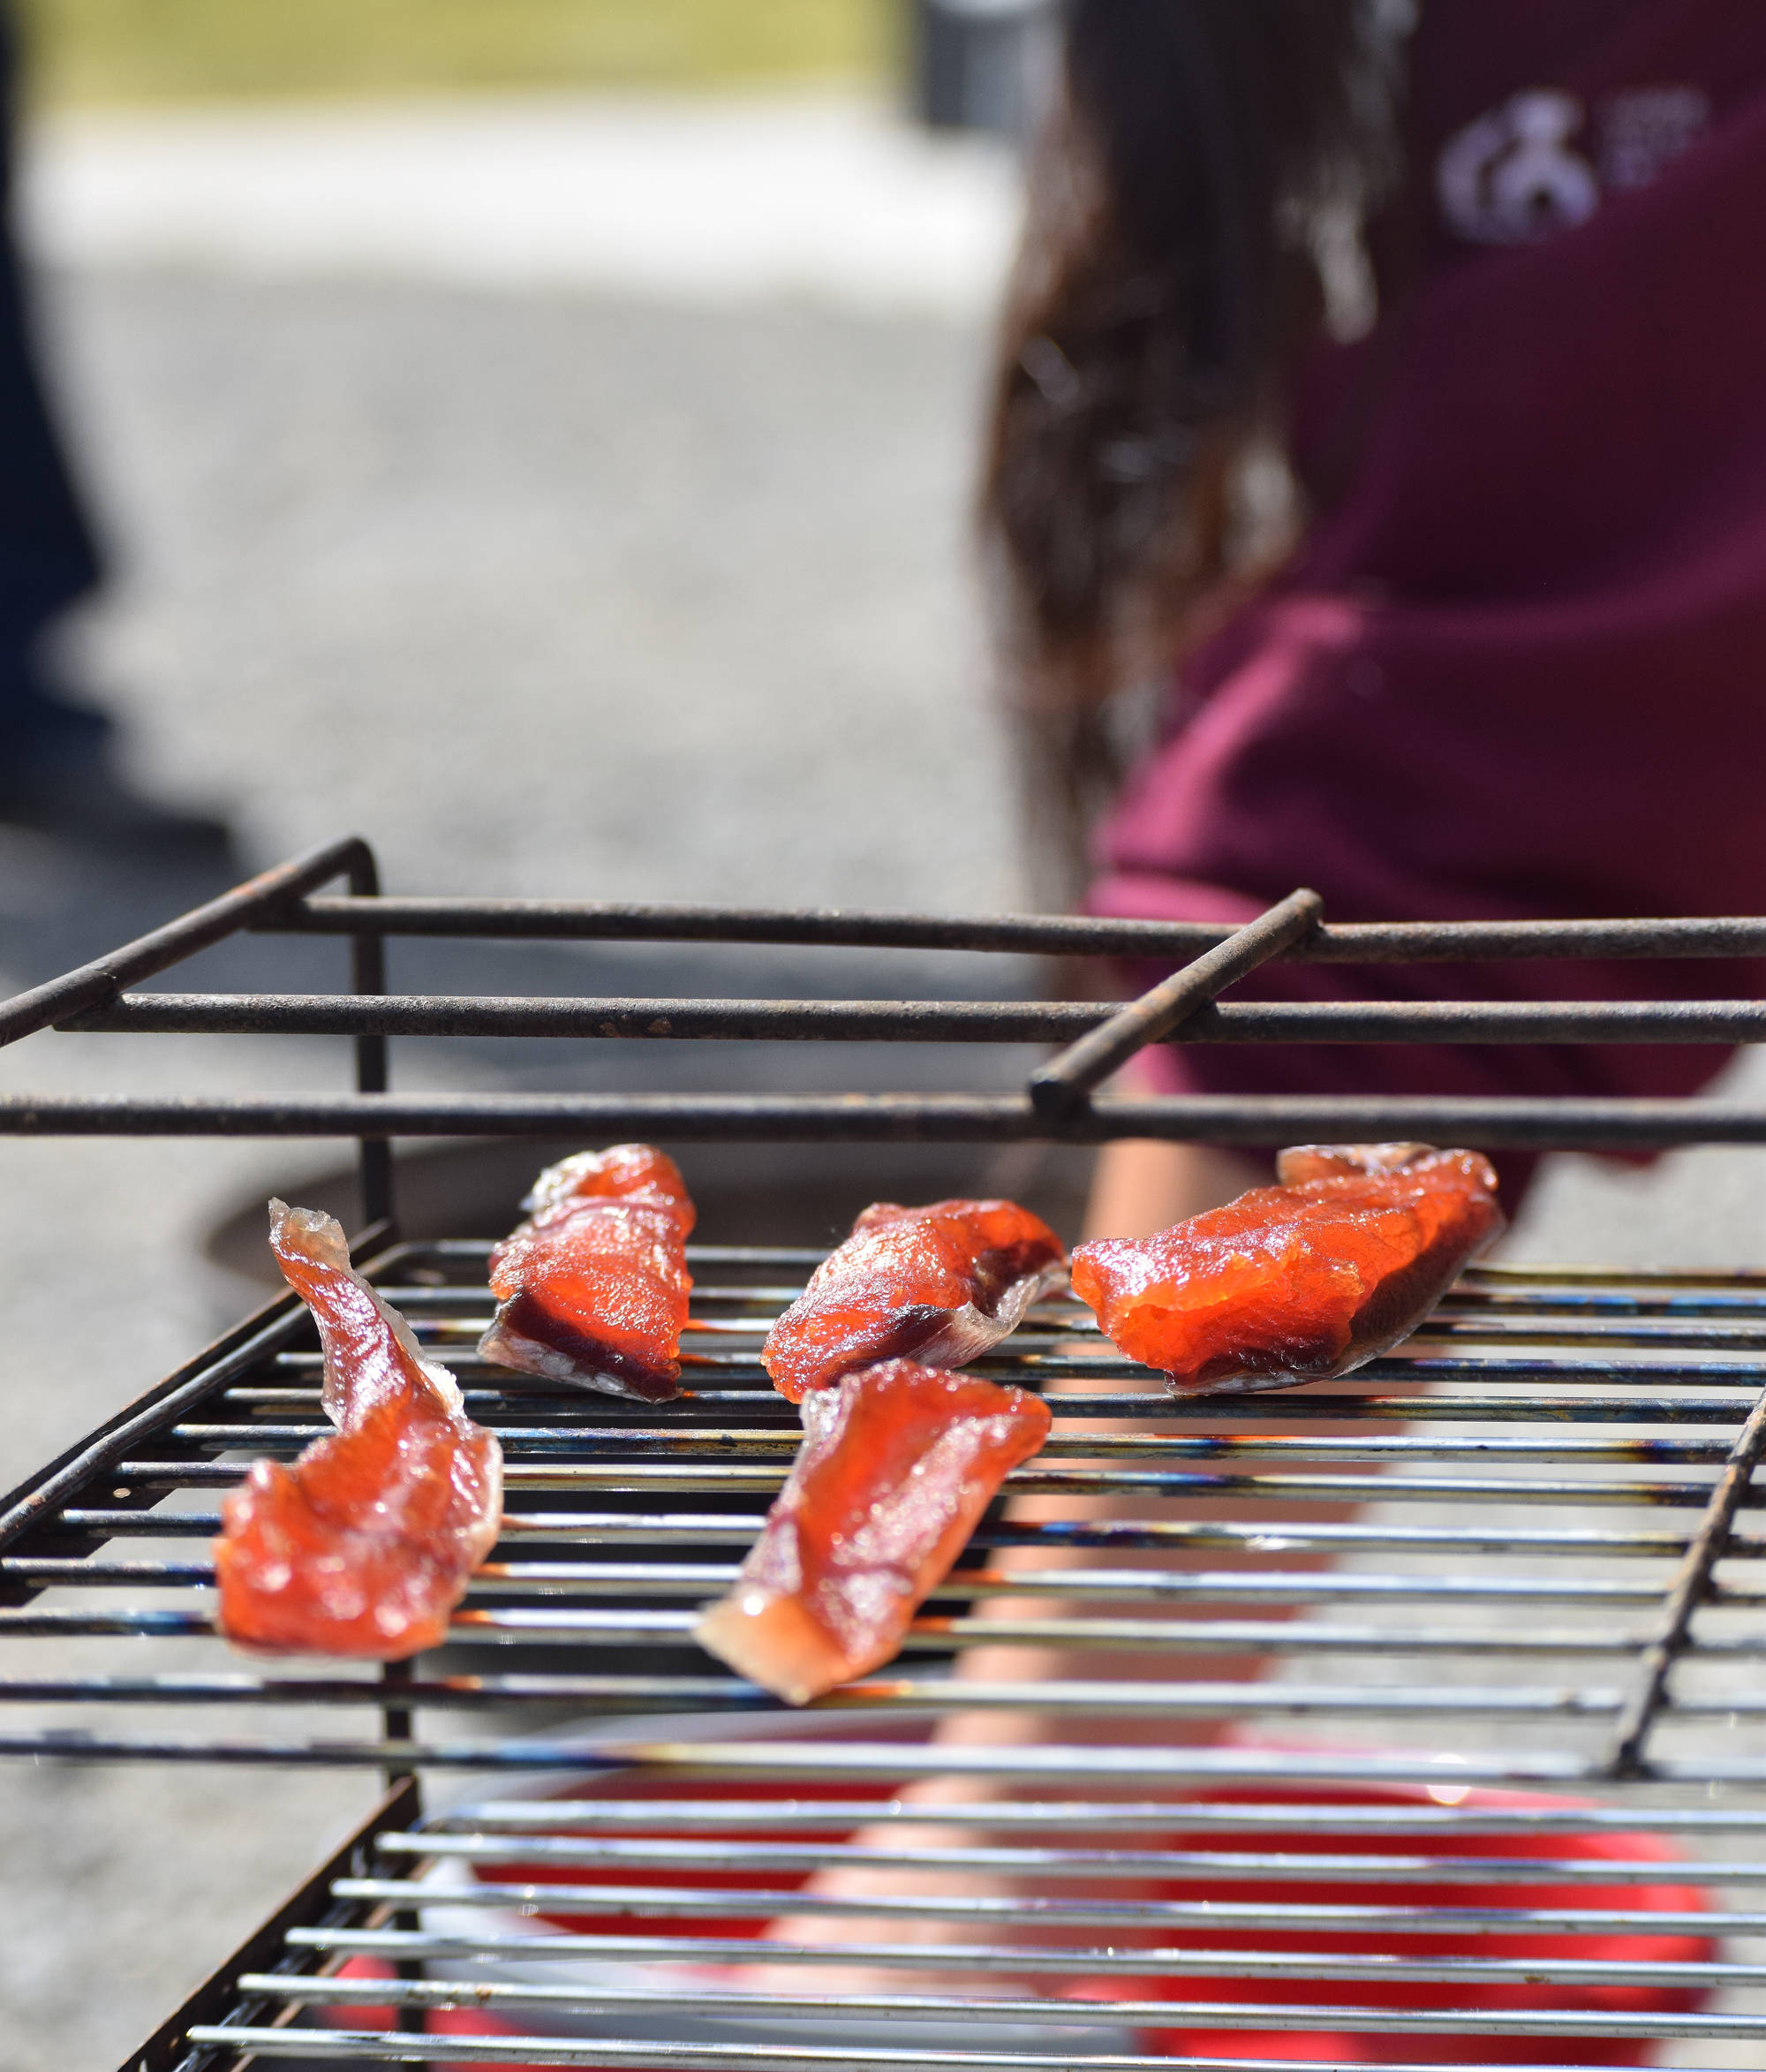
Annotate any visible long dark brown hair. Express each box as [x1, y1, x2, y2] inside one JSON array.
[[983, 0, 1407, 903]]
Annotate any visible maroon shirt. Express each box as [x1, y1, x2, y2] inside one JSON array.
[[1090, 0, 1766, 1179]]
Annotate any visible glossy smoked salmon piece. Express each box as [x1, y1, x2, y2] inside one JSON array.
[[695, 1358, 1051, 1705], [1070, 1144, 1505, 1396], [761, 1198, 1067, 1403], [479, 1144, 695, 1403], [215, 1201, 502, 1659]]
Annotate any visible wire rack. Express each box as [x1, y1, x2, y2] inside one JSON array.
[[8, 836, 1766, 2070]]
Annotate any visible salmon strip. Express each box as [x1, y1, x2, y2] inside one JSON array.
[[1070, 1143, 1505, 1395], [696, 1358, 1052, 1705], [479, 1145, 695, 1403], [214, 1201, 502, 1659], [762, 1198, 1067, 1403]]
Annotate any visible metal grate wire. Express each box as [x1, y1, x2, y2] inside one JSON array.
[[9, 841, 1766, 2068], [6, 1244, 1766, 2068]]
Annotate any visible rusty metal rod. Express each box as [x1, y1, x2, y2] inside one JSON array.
[[1030, 889, 1324, 1116], [268, 895, 1766, 964], [0, 834, 374, 1048], [73, 993, 1766, 1043], [13, 1089, 1766, 1146]]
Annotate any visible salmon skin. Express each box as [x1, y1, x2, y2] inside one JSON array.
[[1070, 1143, 1505, 1396], [695, 1358, 1052, 1705], [761, 1198, 1067, 1403], [214, 1201, 502, 1660], [479, 1145, 695, 1403]]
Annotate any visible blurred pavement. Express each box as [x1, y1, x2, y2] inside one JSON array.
[[19, 90, 1022, 317]]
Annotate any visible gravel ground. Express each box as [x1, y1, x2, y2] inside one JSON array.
[[3, 257, 1766, 2066]]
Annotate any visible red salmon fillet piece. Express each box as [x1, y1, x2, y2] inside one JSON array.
[[479, 1144, 695, 1403], [1070, 1144, 1505, 1395], [695, 1357, 1052, 1705], [214, 1201, 502, 1659], [761, 1198, 1067, 1403]]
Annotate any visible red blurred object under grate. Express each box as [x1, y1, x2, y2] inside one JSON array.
[[316, 1771, 1713, 2066]]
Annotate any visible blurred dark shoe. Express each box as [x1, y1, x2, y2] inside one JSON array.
[[0, 745, 236, 866]]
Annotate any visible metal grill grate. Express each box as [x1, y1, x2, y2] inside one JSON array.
[[8, 837, 1766, 2068], [14, 1249, 1766, 2067], [18, 1244, 1766, 1773]]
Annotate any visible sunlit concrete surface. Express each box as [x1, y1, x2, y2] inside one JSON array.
[[38, 269, 1016, 909], [19, 91, 1023, 318]]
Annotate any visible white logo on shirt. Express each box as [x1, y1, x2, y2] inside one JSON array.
[[1598, 85, 1709, 189], [1437, 90, 1600, 244], [1437, 85, 1711, 246]]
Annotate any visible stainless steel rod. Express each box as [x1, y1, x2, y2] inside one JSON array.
[[0, 1604, 1680, 1674], [4, 1556, 1686, 1614], [219, 1976, 1766, 2037], [0, 1734, 1641, 1777], [431, 1799, 1766, 1835], [286, 1919, 1740, 1981], [102, 1459, 1742, 1505], [42, 1507, 1722, 1558], [184, 2029, 1755, 2071], [381, 1830, 1765, 1883], [154, 1422, 1756, 1464], [329, 1872, 1745, 1935]]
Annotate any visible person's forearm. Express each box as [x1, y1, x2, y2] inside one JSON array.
[[1083, 1137, 1264, 1242], [930, 1136, 1340, 1742]]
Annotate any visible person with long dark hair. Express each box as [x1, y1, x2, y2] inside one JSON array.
[[743, 4, 1766, 1970], [985, 0, 1766, 1236]]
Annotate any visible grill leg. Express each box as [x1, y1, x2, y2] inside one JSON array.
[[378, 1657, 429, 2048], [348, 843, 395, 1233]]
